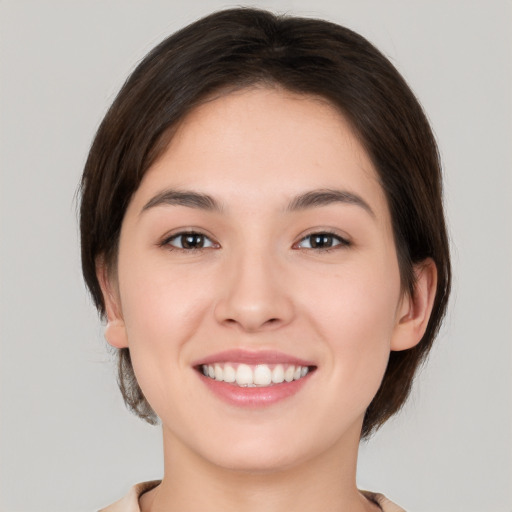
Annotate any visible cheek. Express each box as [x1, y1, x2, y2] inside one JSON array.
[[306, 256, 400, 337], [116, 261, 217, 420], [304, 259, 401, 398], [119, 259, 212, 349]]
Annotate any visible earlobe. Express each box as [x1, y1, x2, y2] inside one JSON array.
[[104, 319, 129, 349], [391, 258, 438, 351], [96, 258, 129, 349]]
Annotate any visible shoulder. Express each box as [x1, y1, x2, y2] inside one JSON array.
[[98, 481, 161, 512], [361, 490, 407, 512]]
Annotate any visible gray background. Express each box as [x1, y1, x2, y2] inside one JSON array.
[[1, 1, 511, 511]]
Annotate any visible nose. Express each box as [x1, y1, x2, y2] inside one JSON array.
[[214, 250, 295, 333]]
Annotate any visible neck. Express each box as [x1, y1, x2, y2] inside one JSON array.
[[141, 422, 378, 512]]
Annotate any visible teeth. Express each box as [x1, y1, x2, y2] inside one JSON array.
[[201, 363, 311, 387], [272, 364, 284, 384], [214, 364, 223, 381], [253, 365, 272, 386], [236, 364, 253, 386], [284, 366, 295, 382], [223, 364, 236, 383]]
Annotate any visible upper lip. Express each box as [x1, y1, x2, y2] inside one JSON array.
[[192, 349, 316, 367]]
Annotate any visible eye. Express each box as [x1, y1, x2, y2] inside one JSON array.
[[295, 232, 349, 250], [164, 232, 217, 250]]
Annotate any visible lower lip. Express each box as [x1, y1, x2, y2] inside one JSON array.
[[198, 373, 312, 408]]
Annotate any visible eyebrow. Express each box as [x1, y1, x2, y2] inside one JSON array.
[[141, 190, 223, 213], [285, 188, 375, 217], [141, 187, 374, 217]]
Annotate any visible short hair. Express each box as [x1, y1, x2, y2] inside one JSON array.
[[80, 7, 451, 438]]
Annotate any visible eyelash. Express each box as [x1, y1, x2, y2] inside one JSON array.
[[294, 231, 351, 251], [161, 230, 350, 253], [161, 231, 219, 252]]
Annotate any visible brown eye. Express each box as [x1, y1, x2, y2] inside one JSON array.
[[296, 232, 349, 250], [166, 232, 216, 250]]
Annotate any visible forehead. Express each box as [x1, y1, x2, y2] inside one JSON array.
[[129, 87, 389, 222]]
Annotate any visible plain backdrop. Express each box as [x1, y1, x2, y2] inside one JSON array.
[[0, 1, 511, 511]]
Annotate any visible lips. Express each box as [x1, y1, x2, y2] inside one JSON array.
[[193, 350, 316, 407], [195, 349, 315, 367]]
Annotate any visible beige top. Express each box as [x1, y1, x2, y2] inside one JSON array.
[[99, 481, 406, 512]]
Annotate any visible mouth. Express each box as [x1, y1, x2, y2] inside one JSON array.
[[198, 362, 314, 387], [193, 350, 317, 407]]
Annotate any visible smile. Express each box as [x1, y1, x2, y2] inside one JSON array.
[[194, 350, 316, 407], [201, 363, 311, 387]]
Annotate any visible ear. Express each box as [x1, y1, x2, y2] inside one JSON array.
[[390, 258, 438, 351], [96, 258, 129, 349]]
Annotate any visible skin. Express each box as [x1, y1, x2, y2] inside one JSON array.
[[98, 87, 437, 512]]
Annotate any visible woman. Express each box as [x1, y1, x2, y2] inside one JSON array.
[[80, 7, 450, 511]]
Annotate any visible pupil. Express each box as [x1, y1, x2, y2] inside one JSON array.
[[311, 234, 332, 248], [182, 234, 203, 249]]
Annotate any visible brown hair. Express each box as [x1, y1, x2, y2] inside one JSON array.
[[80, 7, 451, 438]]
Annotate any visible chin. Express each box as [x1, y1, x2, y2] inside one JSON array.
[[187, 416, 357, 475], [205, 445, 306, 474]]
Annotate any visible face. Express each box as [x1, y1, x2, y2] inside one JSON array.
[[101, 88, 421, 472]]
